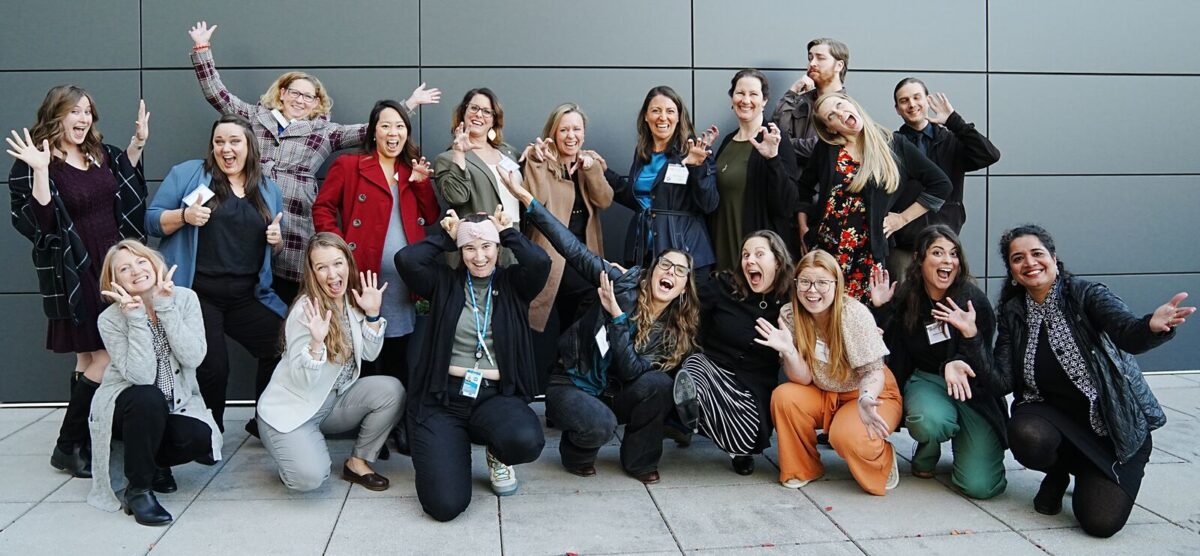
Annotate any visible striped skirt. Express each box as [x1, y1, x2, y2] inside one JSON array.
[[680, 353, 761, 456]]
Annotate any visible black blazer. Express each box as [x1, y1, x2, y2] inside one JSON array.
[[711, 129, 800, 256], [797, 137, 951, 262]]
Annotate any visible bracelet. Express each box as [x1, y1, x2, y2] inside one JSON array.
[[365, 313, 381, 323], [181, 206, 190, 225], [192, 43, 210, 52]]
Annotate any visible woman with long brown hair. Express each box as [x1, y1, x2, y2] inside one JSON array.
[[7, 85, 149, 478]]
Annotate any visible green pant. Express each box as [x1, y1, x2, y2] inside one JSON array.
[[903, 370, 1007, 499]]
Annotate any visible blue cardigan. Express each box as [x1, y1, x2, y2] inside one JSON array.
[[146, 159, 287, 317]]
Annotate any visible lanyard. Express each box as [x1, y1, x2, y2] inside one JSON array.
[[467, 270, 496, 365]]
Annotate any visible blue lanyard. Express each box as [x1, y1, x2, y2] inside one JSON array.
[[467, 270, 495, 365]]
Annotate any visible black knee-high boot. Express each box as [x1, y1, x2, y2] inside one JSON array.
[[52, 374, 99, 478]]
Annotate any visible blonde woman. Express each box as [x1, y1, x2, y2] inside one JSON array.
[[760, 250, 902, 495], [796, 93, 950, 301]]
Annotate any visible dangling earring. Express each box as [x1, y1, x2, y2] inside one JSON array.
[[486, 129, 497, 142], [1010, 279, 1017, 286]]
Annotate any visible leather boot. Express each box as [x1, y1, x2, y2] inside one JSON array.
[[122, 488, 173, 526], [52, 374, 98, 478]]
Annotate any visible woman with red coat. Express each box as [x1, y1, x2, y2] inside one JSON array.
[[313, 99, 438, 385]]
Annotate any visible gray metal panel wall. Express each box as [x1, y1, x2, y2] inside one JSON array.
[[2, 1, 1197, 401]]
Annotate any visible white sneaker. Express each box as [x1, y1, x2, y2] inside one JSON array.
[[486, 449, 518, 496], [885, 449, 899, 491], [781, 478, 812, 489]]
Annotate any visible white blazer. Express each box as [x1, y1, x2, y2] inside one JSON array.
[[257, 296, 387, 434]]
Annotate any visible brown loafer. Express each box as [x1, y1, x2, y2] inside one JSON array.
[[912, 469, 935, 479], [342, 463, 389, 491], [634, 471, 660, 485], [566, 466, 596, 477]]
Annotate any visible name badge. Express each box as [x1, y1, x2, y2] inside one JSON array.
[[182, 184, 215, 207], [498, 155, 521, 173], [460, 367, 483, 398], [926, 321, 951, 345], [270, 108, 293, 129], [595, 325, 610, 358], [814, 339, 829, 364], [664, 163, 689, 184]]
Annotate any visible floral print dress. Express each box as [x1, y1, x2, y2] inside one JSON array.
[[815, 148, 875, 302]]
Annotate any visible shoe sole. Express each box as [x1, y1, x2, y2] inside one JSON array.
[[49, 459, 92, 479], [121, 505, 173, 526], [672, 371, 700, 431], [492, 483, 518, 496]]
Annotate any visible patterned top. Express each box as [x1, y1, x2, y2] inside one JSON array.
[[815, 148, 875, 302], [781, 298, 889, 392], [148, 317, 176, 408], [332, 310, 356, 391], [192, 48, 367, 282], [1022, 279, 1108, 436]]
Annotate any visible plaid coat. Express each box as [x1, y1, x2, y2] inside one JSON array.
[[191, 48, 367, 282], [8, 144, 146, 323]]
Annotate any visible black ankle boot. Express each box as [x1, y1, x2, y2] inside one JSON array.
[[50, 444, 92, 478], [122, 488, 173, 526], [391, 422, 410, 456], [152, 467, 178, 494], [732, 455, 755, 476], [1034, 470, 1070, 515]]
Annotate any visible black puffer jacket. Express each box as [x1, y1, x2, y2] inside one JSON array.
[[994, 274, 1172, 463]]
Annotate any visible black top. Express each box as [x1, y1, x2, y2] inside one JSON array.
[[897, 123, 936, 157], [896, 296, 952, 375], [566, 171, 588, 240], [1032, 324, 1094, 430], [196, 195, 267, 277]]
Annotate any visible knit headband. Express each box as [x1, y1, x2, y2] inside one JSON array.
[[456, 220, 501, 247]]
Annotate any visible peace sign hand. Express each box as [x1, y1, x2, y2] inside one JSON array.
[[351, 270, 388, 317], [153, 264, 178, 300], [5, 129, 51, 171], [410, 156, 431, 182], [932, 297, 978, 338], [301, 297, 332, 345], [747, 123, 783, 159], [1150, 292, 1195, 333], [188, 21, 217, 46], [101, 283, 144, 315]]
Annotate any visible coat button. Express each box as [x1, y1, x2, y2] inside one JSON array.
[[357, 193, 367, 202], [352, 218, 362, 227], [417, 217, 426, 226], [348, 242, 357, 250], [180, 408, 186, 413]]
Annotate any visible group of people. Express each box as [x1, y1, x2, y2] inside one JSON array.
[[6, 26, 1194, 538]]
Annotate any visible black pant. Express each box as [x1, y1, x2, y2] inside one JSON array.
[[1008, 411, 1151, 538], [409, 381, 544, 522], [545, 372, 674, 475], [361, 336, 410, 388], [112, 386, 213, 489], [192, 274, 283, 430], [271, 276, 301, 307]]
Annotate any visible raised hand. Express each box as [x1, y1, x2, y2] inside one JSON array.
[[407, 82, 441, 108], [440, 209, 461, 238], [747, 122, 782, 159], [1149, 292, 1195, 333], [932, 297, 978, 338], [488, 204, 513, 232], [682, 125, 718, 167], [581, 149, 606, 171], [451, 123, 471, 153], [410, 156, 431, 182], [153, 265, 178, 299], [134, 99, 150, 143], [302, 297, 333, 346], [858, 396, 891, 440], [100, 282, 143, 315], [6, 129, 51, 171], [351, 270, 388, 317], [497, 168, 534, 205], [597, 271, 622, 318], [944, 359, 976, 401], [519, 137, 554, 164], [868, 264, 896, 307], [265, 212, 283, 246], [927, 92, 954, 125], [188, 21, 217, 46], [753, 316, 795, 354], [789, 75, 815, 94]]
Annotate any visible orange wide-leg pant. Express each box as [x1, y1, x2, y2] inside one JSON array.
[[771, 368, 903, 495]]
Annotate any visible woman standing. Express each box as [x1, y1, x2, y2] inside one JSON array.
[[396, 206, 549, 521], [709, 70, 798, 269], [501, 171, 698, 483], [6, 85, 149, 478], [146, 114, 285, 432], [187, 21, 439, 302], [673, 230, 794, 475], [994, 225, 1193, 537], [609, 86, 719, 271], [257, 234, 403, 492], [869, 225, 1007, 499], [312, 100, 439, 384], [90, 240, 220, 526], [520, 103, 614, 333], [798, 92, 950, 301], [763, 250, 902, 495]]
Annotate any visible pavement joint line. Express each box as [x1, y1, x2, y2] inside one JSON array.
[[322, 472, 354, 556], [0, 407, 59, 443], [790, 478, 865, 550], [644, 481, 688, 555], [149, 430, 253, 551]]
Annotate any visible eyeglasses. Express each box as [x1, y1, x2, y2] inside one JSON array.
[[656, 258, 691, 278], [284, 88, 318, 103], [466, 104, 495, 118], [796, 278, 836, 293]]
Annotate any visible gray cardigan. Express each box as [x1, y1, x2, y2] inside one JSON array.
[[89, 287, 222, 511]]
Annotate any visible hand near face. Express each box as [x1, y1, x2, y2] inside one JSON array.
[[188, 21, 217, 45], [683, 125, 718, 167], [440, 209, 461, 238], [134, 100, 150, 142], [351, 270, 388, 317], [868, 265, 896, 308], [153, 264, 178, 300], [597, 271, 622, 318], [944, 360, 976, 402], [266, 212, 283, 246], [100, 283, 143, 315], [6, 129, 51, 171], [451, 123, 471, 153], [489, 204, 513, 232], [932, 298, 977, 338], [927, 93, 954, 125], [747, 122, 782, 159], [301, 297, 332, 346], [789, 75, 815, 94], [410, 156, 431, 182], [1150, 292, 1195, 333]]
